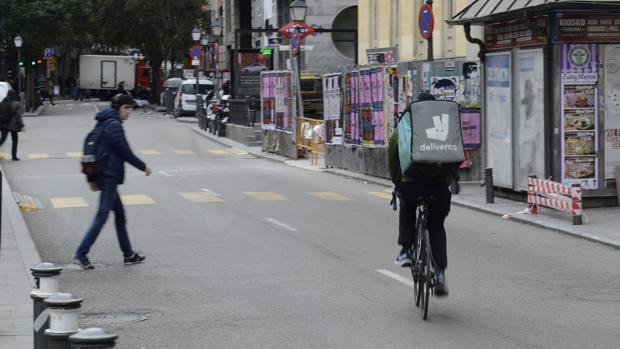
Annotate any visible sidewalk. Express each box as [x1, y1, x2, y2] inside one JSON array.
[[191, 126, 620, 249], [0, 166, 40, 348]]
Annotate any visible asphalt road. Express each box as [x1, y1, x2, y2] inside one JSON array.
[[3, 100, 619, 348]]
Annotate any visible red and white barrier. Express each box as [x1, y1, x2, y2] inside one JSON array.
[[527, 177, 583, 225]]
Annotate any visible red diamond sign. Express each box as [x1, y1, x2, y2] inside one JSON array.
[[278, 21, 315, 41]]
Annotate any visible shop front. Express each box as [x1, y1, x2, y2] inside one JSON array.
[[450, 0, 620, 206]]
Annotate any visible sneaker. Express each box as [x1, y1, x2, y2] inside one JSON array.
[[435, 270, 449, 297], [395, 248, 412, 267], [74, 257, 95, 270], [124, 252, 146, 265]]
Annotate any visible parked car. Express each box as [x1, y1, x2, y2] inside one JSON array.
[[160, 78, 182, 114], [173, 78, 214, 117], [0, 81, 12, 101]]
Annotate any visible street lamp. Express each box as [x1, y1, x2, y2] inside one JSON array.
[[290, 0, 308, 22], [191, 27, 203, 119], [14, 34, 23, 113], [211, 18, 223, 99]]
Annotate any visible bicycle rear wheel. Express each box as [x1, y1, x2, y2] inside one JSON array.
[[422, 228, 432, 320], [413, 212, 425, 307]]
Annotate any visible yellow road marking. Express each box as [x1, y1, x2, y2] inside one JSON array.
[[51, 197, 89, 209], [179, 192, 223, 202], [140, 150, 160, 155], [0, 152, 9, 160], [209, 149, 229, 155], [66, 152, 83, 158], [228, 148, 248, 155], [367, 191, 392, 200], [121, 194, 155, 205], [310, 192, 352, 201], [175, 150, 195, 155], [243, 192, 287, 201], [28, 153, 49, 159]]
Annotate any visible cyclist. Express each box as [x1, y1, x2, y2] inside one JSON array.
[[387, 92, 451, 296]]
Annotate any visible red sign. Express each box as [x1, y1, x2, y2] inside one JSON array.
[[485, 17, 548, 50], [556, 13, 620, 42], [418, 4, 434, 40], [190, 45, 202, 60], [278, 21, 315, 40]]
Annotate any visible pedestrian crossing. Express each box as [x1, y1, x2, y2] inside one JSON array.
[[0, 148, 251, 160], [44, 189, 393, 210]]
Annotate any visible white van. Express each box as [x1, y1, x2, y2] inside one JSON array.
[[173, 78, 214, 117], [0, 82, 12, 101]]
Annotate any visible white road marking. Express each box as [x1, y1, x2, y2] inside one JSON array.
[[200, 188, 222, 197], [157, 170, 172, 177], [264, 217, 298, 232], [376, 269, 414, 288]]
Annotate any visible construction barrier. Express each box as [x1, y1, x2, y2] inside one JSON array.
[[527, 177, 583, 225], [296, 117, 325, 165]]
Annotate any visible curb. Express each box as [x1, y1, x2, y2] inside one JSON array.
[[176, 117, 198, 124], [22, 105, 45, 117], [189, 128, 620, 250], [1, 164, 41, 287]]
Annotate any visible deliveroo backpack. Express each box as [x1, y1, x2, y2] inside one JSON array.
[[397, 100, 465, 177]]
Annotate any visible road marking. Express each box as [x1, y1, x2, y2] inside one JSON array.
[[121, 194, 155, 205], [243, 192, 287, 201], [175, 150, 195, 155], [66, 151, 83, 158], [51, 197, 89, 209], [140, 150, 160, 155], [157, 171, 172, 177], [228, 148, 248, 155], [0, 152, 9, 160], [33, 308, 49, 332], [200, 188, 222, 197], [29, 153, 49, 159], [310, 192, 352, 201], [209, 149, 230, 155], [376, 269, 414, 288], [265, 217, 298, 232], [367, 191, 392, 200], [179, 192, 223, 202]]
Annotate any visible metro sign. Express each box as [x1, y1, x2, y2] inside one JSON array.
[[278, 21, 315, 40]]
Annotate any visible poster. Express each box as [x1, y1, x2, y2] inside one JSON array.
[[261, 72, 292, 132], [516, 49, 546, 190], [461, 110, 481, 148], [604, 45, 620, 178], [560, 43, 599, 189], [323, 74, 343, 144], [485, 52, 513, 188]]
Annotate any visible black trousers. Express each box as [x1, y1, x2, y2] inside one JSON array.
[[0, 128, 18, 159], [398, 180, 451, 270]]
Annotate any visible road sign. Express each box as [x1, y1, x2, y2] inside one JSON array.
[[190, 45, 203, 60], [44, 47, 54, 57], [419, 4, 434, 40], [278, 21, 315, 40]]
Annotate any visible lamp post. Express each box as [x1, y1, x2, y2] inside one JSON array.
[[211, 17, 223, 100], [289, 0, 308, 119], [191, 27, 202, 118], [14, 35, 22, 112]]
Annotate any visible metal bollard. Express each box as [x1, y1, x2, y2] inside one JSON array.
[[572, 183, 583, 225], [485, 168, 495, 204], [44, 293, 83, 349], [31, 262, 63, 349], [69, 327, 118, 349]]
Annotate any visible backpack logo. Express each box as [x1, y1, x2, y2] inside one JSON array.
[[426, 114, 449, 142]]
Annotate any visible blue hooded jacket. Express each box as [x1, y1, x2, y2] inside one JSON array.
[[92, 107, 146, 184]]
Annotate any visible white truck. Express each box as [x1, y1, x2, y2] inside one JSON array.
[[79, 55, 136, 98]]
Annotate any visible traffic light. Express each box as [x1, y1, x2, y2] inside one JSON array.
[[18, 61, 23, 67], [31, 60, 36, 66], [36, 59, 43, 64]]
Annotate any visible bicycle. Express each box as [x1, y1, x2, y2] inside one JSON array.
[[411, 197, 437, 320]]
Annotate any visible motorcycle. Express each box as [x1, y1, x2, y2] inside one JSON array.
[[213, 95, 230, 137]]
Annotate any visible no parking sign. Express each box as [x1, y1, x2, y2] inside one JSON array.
[[418, 4, 434, 40]]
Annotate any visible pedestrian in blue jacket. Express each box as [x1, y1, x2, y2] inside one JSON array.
[[74, 94, 152, 270]]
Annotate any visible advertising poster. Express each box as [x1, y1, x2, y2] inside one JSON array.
[[485, 52, 513, 188], [516, 49, 546, 190], [560, 43, 599, 189], [323, 74, 343, 144], [261, 73, 275, 130], [236, 50, 271, 97], [461, 110, 481, 148], [604, 45, 620, 178]]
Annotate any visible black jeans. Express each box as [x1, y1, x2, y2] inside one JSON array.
[[398, 180, 451, 270], [0, 128, 18, 159]]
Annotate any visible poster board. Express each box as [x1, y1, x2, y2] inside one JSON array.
[[560, 44, 599, 190], [603, 45, 620, 179], [485, 52, 514, 188], [515, 49, 546, 191], [323, 73, 343, 144], [261, 71, 293, 132]]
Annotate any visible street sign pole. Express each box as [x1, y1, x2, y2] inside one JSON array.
[[427, 1, 433, 61]]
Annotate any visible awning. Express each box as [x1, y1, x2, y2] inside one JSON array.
[[448, 0, 620, 25]]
